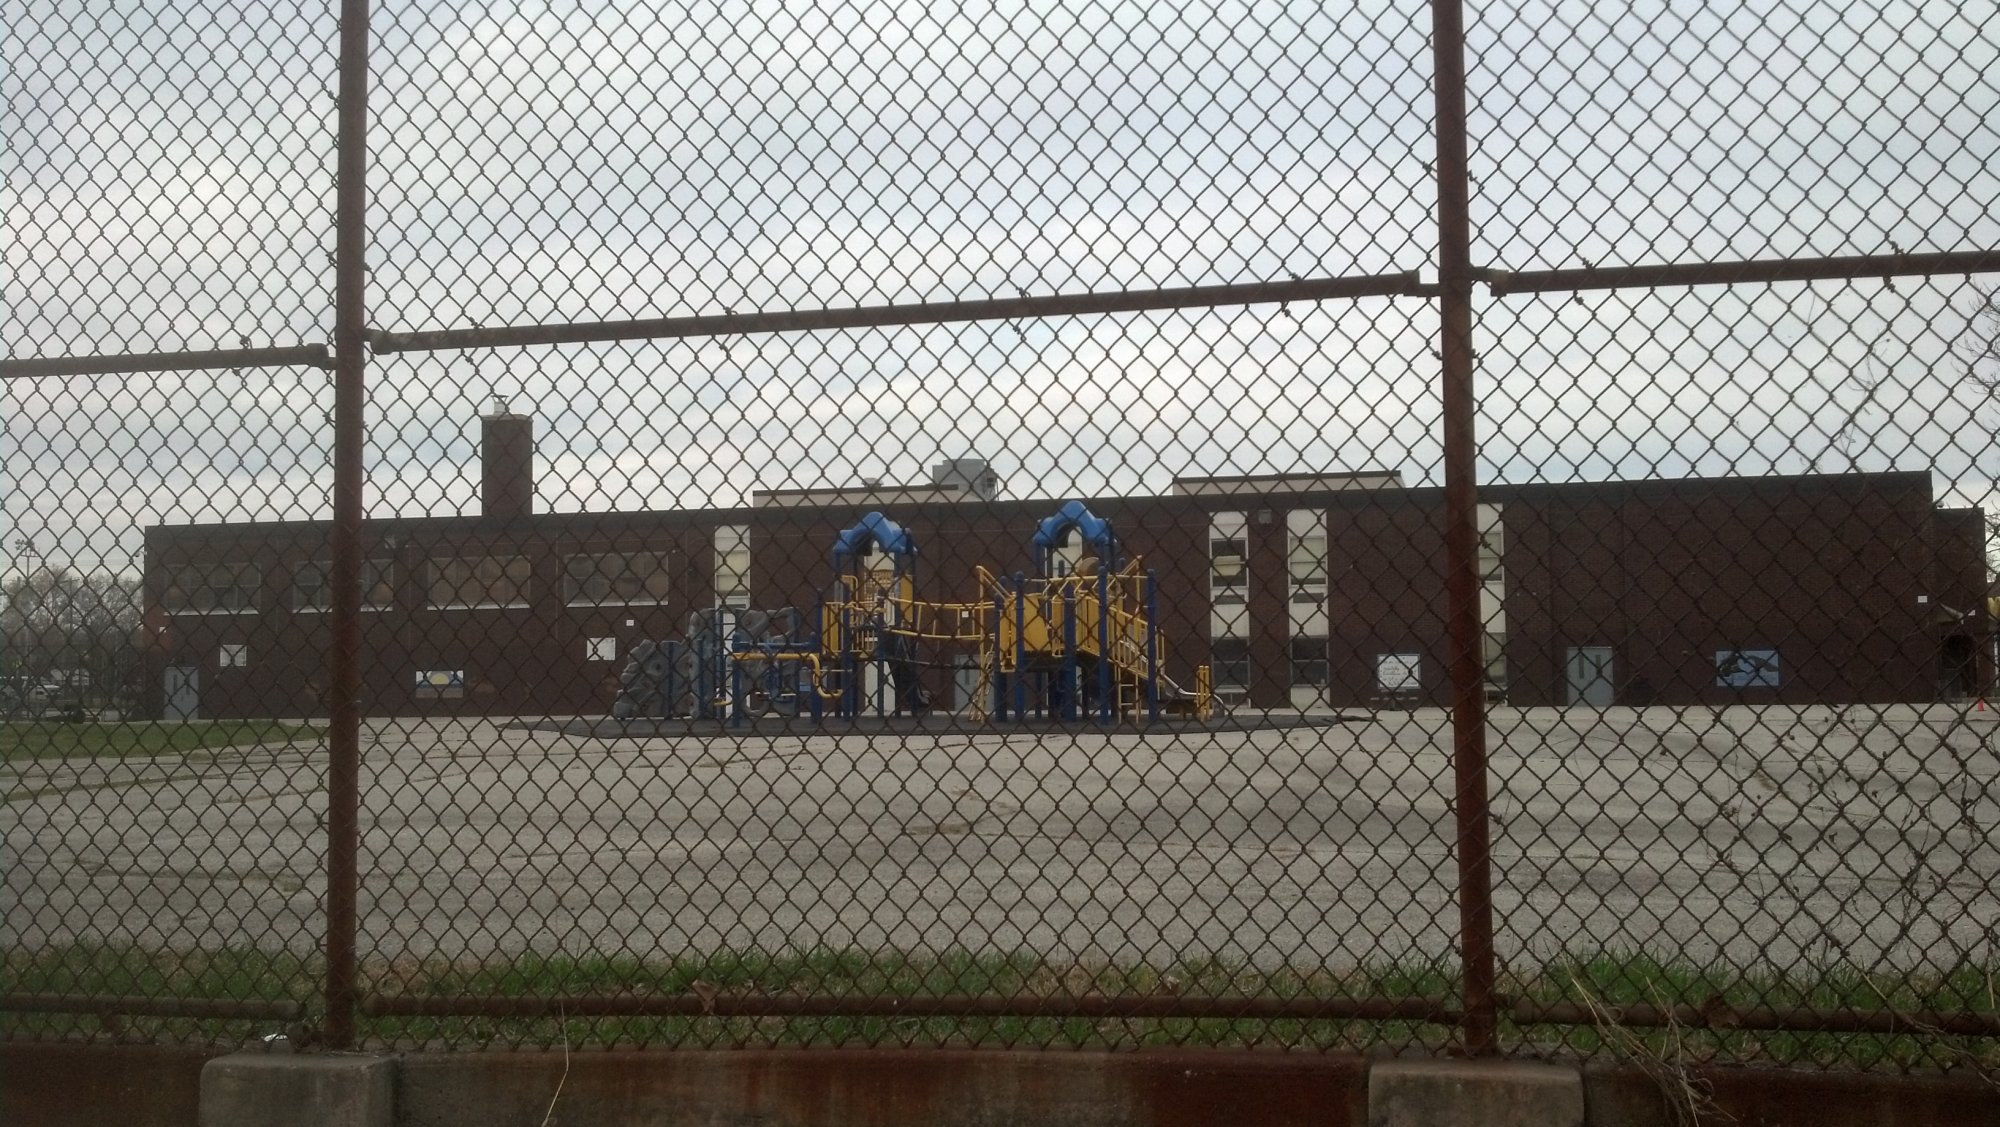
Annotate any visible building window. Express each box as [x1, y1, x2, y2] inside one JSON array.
[[413, 668, 464, 699], [1286, 519, 1327, 588], [715, 526, 751, 608], [427, 556, 532, 607], [291, 560, 395, 610], [1482, 633, 1506, 695], [586, 637, 617, 661], [565, 552, 672, 605], [1477, 504, 1505, 680], [162, 564, 261, 613], [1286, 509, 1327, 637], [1715, 649, 1779, 688], [1208, 512, 1249, 642], [1214, 657, 1250, 690], [1477, 508, 1504, 551], [1376, 653, 1422, 694], [1210, 537, 1247, 603], [218, 643, 248, 668]]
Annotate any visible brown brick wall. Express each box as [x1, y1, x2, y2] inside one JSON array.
[[141, 471, 1977, 718]]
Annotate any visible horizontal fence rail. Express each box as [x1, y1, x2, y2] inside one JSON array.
[[366, 272, 1430, 353], [0, 346, 335, 379], [362, 994, 1459, 1023]]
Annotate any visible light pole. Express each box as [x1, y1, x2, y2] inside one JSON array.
[[12, 537, 40, 584]]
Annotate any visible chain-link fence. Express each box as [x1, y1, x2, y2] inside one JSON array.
[[4, 0, 1997, 1071]]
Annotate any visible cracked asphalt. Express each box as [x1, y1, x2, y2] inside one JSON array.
[[6, 704, 1996, 975]]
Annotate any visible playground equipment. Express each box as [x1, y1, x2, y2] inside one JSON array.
[[817, 502, 1212, 724], [610, 606, 817, 721], [611, 504, 1213, 725]]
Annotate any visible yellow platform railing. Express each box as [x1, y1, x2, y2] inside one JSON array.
[[817, 560, 1210, 722]]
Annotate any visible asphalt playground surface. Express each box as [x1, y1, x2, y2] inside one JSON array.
[[6, 704, 1997, 976]]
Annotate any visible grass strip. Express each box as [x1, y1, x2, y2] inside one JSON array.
[[3, 943, 1994, 1068], [0, 721, 323, 762]]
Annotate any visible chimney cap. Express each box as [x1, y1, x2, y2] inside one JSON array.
[[485, 394, 522, 418]]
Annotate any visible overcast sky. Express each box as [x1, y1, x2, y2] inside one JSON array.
[[3, 0, 1997, 572]]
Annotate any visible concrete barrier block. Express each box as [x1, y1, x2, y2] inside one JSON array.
[[200, 1051, 395, 1127], [1369, 1059, 1583, 1127]]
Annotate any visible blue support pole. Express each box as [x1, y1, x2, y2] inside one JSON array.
[[839, 597, 856, 720], [1146, 569, 1160, 724], [1061, 584, 1077, 723], [1013, 574, 1028, 722], [714, 609, 729, 722], [992, 592, 1008, 722], [730, 651, 744, 729], [1097, 566, 1112, 725], [715, 610, 728, 722], [844, 646, 857, 721], [668, 639, 684, 719], [693, 638, 709, 721], [813, 592, 826, 720]]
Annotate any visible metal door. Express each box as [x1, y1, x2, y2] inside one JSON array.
[[1565, 647, 1614, 707], [165, 666, 199, 721]]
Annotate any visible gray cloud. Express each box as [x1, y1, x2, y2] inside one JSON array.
[[4, 0, 1997, 576]]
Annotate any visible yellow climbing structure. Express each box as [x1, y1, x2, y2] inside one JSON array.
[[819, 561, 1213, 722]]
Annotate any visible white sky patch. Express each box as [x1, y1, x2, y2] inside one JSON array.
[[4, 0, 1998, 574]]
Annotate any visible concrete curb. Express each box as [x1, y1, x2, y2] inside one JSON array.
[[199, 1051, 395, 1127], [7, 1044, 1981, 1127], [1368, 1059, 1584, 1127]]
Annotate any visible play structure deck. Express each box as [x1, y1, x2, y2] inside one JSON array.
[[612, 502, 1213, 725]]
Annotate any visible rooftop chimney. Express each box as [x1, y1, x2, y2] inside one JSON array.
[[481, 399, 534, 520]]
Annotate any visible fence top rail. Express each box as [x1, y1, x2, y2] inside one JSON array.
[[0, 345, 335, 380], [366, 271, 1427, 354], [364, 249, 2000, 358], [1478, 249, 2000, 295]]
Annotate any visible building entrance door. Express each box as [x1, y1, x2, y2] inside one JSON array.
[[1565, 646, 1614, 707], [1940, 635, 1976, 699], [165, 666, 199, 721]]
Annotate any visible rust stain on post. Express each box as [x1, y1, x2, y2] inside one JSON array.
[[1429, 0, 1499, 1056]]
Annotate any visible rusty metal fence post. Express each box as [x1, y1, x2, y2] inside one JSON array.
[[324, 0, 372, 1052], [1429, 0, 1499, 1056]]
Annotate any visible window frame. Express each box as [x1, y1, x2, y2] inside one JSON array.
[[714, 525, 752, 605], [291, 559, 396, 611], [413, 668, 465, 699], [162, 563, 262, 615], [426, 555, 533, 609], [564, 551, 673, 607]]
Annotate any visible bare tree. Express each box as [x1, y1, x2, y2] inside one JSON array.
[[1958, 284, 2000, 400], [1, 566, 144, 713], [1829, 285, 2000, 578], [1956, 285, 2000, 579]]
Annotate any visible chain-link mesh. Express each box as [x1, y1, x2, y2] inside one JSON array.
[[4, 0, 1996, 1071], [1465, 0, 1999, 1072], [3, 0, 337, 1044]]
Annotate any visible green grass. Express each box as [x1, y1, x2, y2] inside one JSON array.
[[5, 943, 1995, 1068], [0, 720, 323, 762], [1507, 949, 2000, 1069]]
